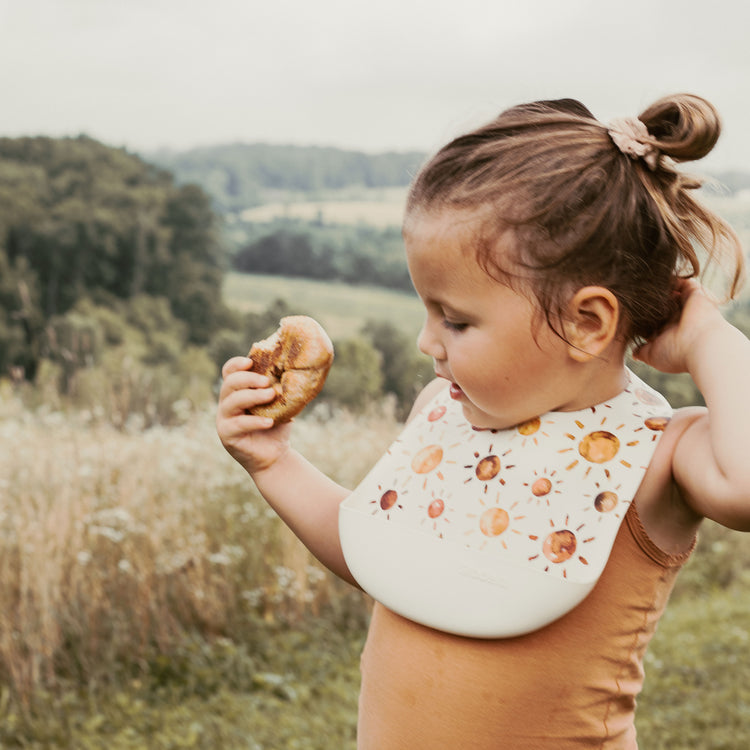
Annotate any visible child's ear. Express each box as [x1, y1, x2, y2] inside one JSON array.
[[563, 287, 620, 362]]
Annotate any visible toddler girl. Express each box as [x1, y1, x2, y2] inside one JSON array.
[[217, 93, 749, 749]]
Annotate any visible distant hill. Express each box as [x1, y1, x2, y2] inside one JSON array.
[[144, 143, 427, 212], [143, 141, 750, 218]]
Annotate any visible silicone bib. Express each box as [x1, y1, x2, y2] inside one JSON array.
[[339, 369, 671, 638]]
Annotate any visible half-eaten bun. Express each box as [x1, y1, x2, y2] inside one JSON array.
[[248, 316, 334, 422]]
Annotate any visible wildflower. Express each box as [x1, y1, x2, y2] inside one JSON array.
[[241, 589, 263, 607], [77, 550, 92, 566], [89, 525, 125, 543], [208, 552, 232, 566]]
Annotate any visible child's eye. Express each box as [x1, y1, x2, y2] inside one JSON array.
[[442, 319, 468, 332]]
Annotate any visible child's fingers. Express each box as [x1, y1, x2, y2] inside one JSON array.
[[220, 412, 275, 438], [222, 369, 272, 390], [220, 383, 277, 416], [217, 392, 278, 441], [675, 277, 718, 308], [676, 277, 706, 295], [218, 368, 272, 399], [221, 356, 256, 379]]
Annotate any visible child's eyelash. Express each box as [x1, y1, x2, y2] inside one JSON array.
[[442, 319, 468, 332]]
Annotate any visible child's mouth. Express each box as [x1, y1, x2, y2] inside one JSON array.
[[449, 382, 464, 400]]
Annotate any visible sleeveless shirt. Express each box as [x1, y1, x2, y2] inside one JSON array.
[[356, 502, 694, 749]]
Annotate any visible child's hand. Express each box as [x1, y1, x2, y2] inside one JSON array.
[[216, 356, 292, 476], [633, 279, 727, 374]]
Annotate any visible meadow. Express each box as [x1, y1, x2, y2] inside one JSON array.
[[222, 271, 425, 342], [0, 386, 396, 748], [0, 376, 748, 748], [4, 200, 750, 747]]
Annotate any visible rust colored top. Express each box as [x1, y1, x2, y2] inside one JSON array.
[[357, 502, 694, 750]]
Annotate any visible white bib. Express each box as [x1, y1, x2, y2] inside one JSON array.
[[339, 369, 671, 638]]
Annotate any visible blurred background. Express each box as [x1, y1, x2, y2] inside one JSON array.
[[4, 0, 750, 166], [0, 1, 748, 748]]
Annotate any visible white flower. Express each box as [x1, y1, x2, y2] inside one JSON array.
[[208, 552, 232, 566], [241, 589, 263, 607], [77, 550, 92, 566], [90, 525, 125, 543]]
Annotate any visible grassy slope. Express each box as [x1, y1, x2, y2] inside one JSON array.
[[223, 271, 425, 341], [8, 586, 748, 749]]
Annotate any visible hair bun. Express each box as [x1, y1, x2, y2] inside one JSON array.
[[638, 94, 721, 162]]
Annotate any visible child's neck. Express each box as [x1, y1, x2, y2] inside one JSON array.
[[556, 356, 629, 415]]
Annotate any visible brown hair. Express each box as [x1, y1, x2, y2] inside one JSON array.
[[406, 94, 745, 343]]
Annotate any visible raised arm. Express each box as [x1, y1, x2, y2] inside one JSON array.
[[635, 280, 750, 531], [216, 356, 356, 584]]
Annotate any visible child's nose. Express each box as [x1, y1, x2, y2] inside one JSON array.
[[417, 320, 446, 362]]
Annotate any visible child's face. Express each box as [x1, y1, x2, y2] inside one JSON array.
[[405, 210, 586, 430]]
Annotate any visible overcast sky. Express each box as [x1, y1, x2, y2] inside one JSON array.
[[1, 0, 749, 170]]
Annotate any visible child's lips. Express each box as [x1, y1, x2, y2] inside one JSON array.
[[434, 371, 463, 400]]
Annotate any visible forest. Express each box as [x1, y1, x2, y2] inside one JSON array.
[[0, 136, 431, 421], [0, 135, 749, 748], [0, 136, 229, 369], [231, 223, 413, 290]]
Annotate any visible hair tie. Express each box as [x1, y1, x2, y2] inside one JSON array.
[[607, 117, 659, 170]]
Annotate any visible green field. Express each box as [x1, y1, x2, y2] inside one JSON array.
[[223, 271, 425, 342], [236, 186, 408, 228]]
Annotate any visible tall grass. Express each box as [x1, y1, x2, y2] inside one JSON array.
[[0, 383, 397, 705], [1, 377, 748, 747]]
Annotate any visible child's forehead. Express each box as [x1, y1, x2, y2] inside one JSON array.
[[402, 207, 495, 260], [404, 207, 522, 277], [403, 206, 479, 236]]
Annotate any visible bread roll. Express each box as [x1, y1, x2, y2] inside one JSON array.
[[248, 316, 334, 422]]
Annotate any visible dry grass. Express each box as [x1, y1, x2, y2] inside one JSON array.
[[0, 384, 399, 703]]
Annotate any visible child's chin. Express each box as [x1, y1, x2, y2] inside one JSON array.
[[460, 403, 503, 432]]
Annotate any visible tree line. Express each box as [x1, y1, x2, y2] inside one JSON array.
[[0, 135, 236, 381], [231, 222, 413, 291], [147, 142, 750, 218], [147, 143, 426, 212]]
